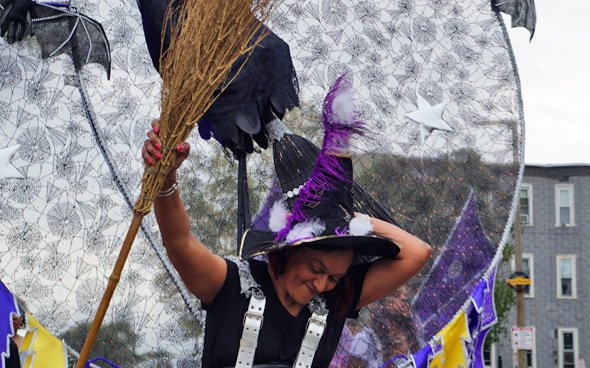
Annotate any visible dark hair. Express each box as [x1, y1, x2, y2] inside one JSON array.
[[16, 296, 28, 328], [267, 246, 354, 318]]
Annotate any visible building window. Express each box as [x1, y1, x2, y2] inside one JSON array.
[[526, 349, 534, 368], [556, 255, 576, 299], [483, 343, 496, 368], [558, 328, 578, 368], [510, 253, 534, 298], [522, 254, 534, 298], [520, 184, 533, 225], [555, 184, 574, 227]]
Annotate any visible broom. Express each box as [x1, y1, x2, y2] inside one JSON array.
[[76, 0, 273, 366]]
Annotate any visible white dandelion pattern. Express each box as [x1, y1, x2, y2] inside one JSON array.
[[0, 0, 523, 365]]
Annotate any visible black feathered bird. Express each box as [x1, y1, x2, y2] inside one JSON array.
[[136, 0, 299, 244], [137, 0, 299, 156]]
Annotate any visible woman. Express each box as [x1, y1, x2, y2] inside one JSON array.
[[2, 307, 25, 368], [142, 75, 432, 367]]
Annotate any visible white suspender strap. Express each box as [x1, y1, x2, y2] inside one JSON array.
[[235, 294, 266, 368], [293, 311, 328, 368]]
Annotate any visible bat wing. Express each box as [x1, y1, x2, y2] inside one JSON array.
[[31, 3, 111, 78], [136, 0, 171, 72], [492, 0, 536, 39], [199, 27, 300, 155]]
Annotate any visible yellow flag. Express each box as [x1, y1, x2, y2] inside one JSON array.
[[21, 312, 67, 368], [429, 337, 444, 368], [429, 311, 471, 368]]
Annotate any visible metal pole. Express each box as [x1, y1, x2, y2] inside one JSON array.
[[513, 115, 526, 367], [493, 116, 527, 368], [236, 150, 251, 249], [514, 205, 527, 368]]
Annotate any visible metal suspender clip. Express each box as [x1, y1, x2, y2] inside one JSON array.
[[304, 314, 327, 332], [242, 309, 264, 327], [242, 293, 265, 328]]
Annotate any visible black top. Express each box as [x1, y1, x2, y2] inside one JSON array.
[[202, 258, 369, 367], [2, 339, 20, 368]]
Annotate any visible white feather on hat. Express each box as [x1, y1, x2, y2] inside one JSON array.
[[286, 218, 326, 243], [349, 214, 373, 236], [268, 199, 290, 232]]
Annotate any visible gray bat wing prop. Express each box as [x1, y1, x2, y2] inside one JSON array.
[[0, 0, 111, 78], [492, 0, 537, 39]]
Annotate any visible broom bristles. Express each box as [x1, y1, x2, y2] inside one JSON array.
[[134, 0, 274, 214]]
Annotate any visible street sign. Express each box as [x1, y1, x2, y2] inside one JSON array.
[[507, 276, 531, 286], [511, 326, 535, 350], [507, 271, 531, 293]]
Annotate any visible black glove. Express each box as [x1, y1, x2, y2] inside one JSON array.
[[0, 0, 33, 44]]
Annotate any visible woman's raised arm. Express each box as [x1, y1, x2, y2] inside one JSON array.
[[143, 121, 227, 304], [356, 216, 432, 309]]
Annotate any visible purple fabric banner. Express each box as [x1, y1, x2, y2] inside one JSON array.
[[382, 265, 499, 368], [1, 281, 18, 367], [412, 192, 497, 342], [469, 267, 498, 368], [412, 344, 433, 368]]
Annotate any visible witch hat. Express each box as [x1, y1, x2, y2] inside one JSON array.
[[240, 74, 400, 259]]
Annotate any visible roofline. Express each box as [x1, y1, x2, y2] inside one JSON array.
[[525, 163, 590, 168], [524, 163, 590, 178]]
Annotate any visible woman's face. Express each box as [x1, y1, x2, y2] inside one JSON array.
[[12, 315, 24, 330], [280, 247, 354, 307]]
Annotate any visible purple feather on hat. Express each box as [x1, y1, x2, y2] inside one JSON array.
[[276, 73, 367, 242]]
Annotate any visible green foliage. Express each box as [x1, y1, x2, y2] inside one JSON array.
[[352, 147, 519, 357], [354, 149, 517, 248], [150, 269, 203, 341], [178, 147, 266, 256], [62, 320, 155, 367], [486, 242, 516, 345]]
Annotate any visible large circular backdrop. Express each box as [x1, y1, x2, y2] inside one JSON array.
[[0, 0, 523, 366]]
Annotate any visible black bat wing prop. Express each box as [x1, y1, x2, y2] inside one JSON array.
[[137, 0, 299, 156], [197, 28, 300, 155], [32, 3, 111, 78], [0, 1, 111, 78]]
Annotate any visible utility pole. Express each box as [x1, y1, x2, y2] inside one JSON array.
[[513, 204, 527, 368], [480, 118, 527, 367]]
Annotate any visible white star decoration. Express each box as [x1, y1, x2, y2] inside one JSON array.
[[405, 95, 454, 142], [0, 145, 23, 179]]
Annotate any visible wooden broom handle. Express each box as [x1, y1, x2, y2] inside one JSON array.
[[75, 213, 144, 367]]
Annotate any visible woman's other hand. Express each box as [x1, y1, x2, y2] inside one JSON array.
[[357, 216, 432, 309]]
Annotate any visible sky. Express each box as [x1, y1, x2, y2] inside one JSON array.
[[505, 0, 590, 165]]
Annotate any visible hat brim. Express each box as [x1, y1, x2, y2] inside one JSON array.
[[239, 229, 400, 259]]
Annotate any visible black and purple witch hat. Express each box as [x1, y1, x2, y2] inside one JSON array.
[[239, 74, 400, 259]]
